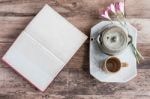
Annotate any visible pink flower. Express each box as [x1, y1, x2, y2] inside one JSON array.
[[115, 2, 124, 14], [100, 9, 111, 20], [107, 3, 116, 14]]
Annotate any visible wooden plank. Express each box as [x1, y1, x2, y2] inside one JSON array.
[[1, 94, 150, 99], [0, 67, 150, 96], [0, 16, 32, 42], [66, 95, 150, 99], [125, 0, 150, 18], [67, 68, 150, 96], [127, 18, 150, 43], [0, 95, 66, 99], [0, 0, 123, 17]]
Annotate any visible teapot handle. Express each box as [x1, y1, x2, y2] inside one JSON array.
[[128, 35, 132, 44], [97, 34, 103, 45]]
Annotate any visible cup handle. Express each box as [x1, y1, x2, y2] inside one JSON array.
[[121, 62, 128, 67]]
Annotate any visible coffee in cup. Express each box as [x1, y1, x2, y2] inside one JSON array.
[[102, 56, 128, 73]]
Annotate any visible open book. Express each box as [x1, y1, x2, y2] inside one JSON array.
[[2, 4, 87, 92]]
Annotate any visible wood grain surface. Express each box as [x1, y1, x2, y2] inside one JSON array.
[[0, 0, 150, 99]]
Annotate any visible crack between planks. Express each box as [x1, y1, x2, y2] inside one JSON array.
[[0, 12, 35, 17]]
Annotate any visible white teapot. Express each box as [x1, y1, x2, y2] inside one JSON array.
[[96, 23, 132, 55]]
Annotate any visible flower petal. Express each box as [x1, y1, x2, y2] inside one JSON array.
[[110, 3, 116, 13], [115, 2, 124, 14], [101, 10, 111, 20], [115, 2, 120, 12], [119, 2, 124, 14]]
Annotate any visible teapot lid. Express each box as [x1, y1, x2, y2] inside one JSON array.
[[101, 25, 128, 54]]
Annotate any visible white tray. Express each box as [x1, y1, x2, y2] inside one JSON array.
[[90, 21, 137, 82]]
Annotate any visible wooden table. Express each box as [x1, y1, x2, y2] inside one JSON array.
[[0, 0, 150, 99]]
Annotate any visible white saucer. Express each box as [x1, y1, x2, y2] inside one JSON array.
[[90, 21, 137, 82]]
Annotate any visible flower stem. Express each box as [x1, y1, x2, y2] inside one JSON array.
[[115, 14, 144, 63]]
